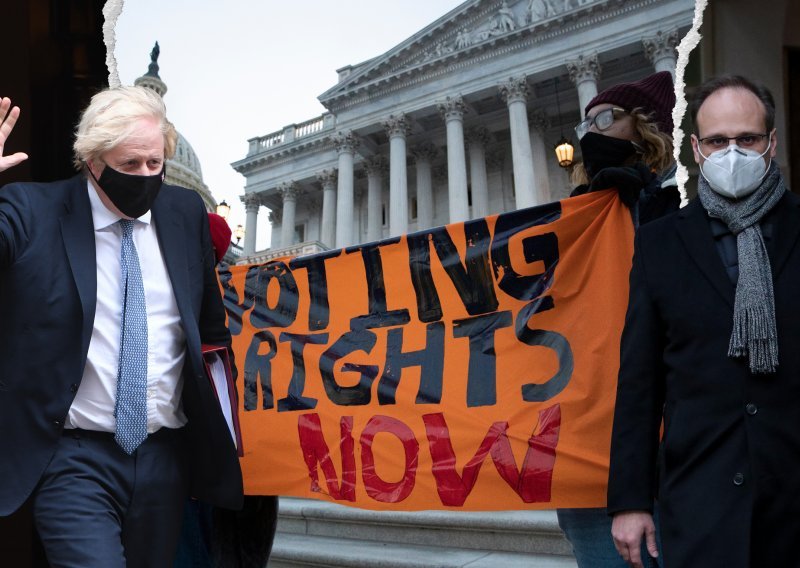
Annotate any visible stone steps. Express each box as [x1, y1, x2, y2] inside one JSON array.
[[268, 498, 577, 567]]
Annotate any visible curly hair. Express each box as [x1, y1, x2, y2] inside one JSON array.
[[571, 107, 674, 186]]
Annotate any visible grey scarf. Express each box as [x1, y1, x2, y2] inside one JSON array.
[[697, 162, 785, 374]]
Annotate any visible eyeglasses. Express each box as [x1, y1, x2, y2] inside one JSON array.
[[697, 134, 768, 150], [575, 107, 627, 140]]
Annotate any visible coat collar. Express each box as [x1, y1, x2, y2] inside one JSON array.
[[676, 190, 800, 307], [60, 175, 97, 360], [676, 198, 735, 307], [60, 180, 199, 361], [150, 187, 201, 357], [766, 190, 800, 279]]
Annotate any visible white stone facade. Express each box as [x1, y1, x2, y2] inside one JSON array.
[[232, 0, 694, 260]]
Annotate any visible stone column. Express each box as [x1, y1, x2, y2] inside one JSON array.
[[566, 53, 602, 116], [333, 131, 360, 248], [437, 96, 469, 223], [268, 210, 281, 247], [411, 143, 438, 230], [643, 29, 680, 79], [465, 127, 491, 218], [241, 193, 261, 256], [316, 169, 337, 249], [364, 155, 386, 243], [383, 114, 410, 237], [278, 181, 299, 248], [499, 77, 537, 210], [307, 198, 321, 244], [529, 110, 552, 205]]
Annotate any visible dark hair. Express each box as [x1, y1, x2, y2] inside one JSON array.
[[690, 75, 775, 133]]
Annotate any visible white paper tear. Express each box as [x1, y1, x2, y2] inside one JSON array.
[[102, 0, 124, 88], [673, 0, 709, 206]]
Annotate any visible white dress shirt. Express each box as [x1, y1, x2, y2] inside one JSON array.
[[66, 180, 187, 432]]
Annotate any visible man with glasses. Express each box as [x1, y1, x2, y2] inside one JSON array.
[[608, 75, 800, 567]]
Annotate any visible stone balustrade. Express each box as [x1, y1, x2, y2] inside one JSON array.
[[247, 114, 336, 156], [236, 240, 328, 265]]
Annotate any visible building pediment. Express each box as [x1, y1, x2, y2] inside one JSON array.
[[318, 0, 631, 110]]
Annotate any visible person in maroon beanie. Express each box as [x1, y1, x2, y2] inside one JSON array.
[[570, 70, 680, 226], [557, 71, 680, 568]]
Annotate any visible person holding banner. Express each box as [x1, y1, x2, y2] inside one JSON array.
[[557, 71, 679, 568], [0, 86, 242, 567], [175, 213, 278, 568], [609, 75, 800, 567], [570, 71, 680, 226]]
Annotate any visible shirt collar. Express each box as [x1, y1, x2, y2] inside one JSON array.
[[86, 178, 152, 230]]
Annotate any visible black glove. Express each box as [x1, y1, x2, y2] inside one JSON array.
[[588, 163, 656, 208]]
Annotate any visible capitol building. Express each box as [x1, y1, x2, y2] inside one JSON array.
[[233, 0, 693, 265], [230, 0, 694, 564]]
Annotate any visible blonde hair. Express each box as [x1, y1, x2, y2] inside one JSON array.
[[72, 86, 177, 170], [571, 108, 674, 186]]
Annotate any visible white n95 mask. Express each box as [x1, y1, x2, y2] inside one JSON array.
[[698, 142, 771, 200]]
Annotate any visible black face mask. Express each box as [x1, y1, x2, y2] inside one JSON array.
[[90, 162, 165, 218], [579, 132, 639, 179]]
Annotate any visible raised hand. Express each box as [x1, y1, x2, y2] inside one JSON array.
[[0, 97, 29, 173]]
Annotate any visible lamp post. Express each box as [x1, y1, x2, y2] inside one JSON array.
[[234, 224, 244, 245], [555, 138, 575, 167], [215, 199, 230, 219], [553, 77, 574, 168]]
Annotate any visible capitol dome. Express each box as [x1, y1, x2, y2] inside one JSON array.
[[134, 42, 216, 212]]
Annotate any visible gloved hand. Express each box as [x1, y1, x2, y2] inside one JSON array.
[[589, 162, 656, 208]]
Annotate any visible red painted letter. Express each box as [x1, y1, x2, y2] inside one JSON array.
[[297, 413, 356, 501], [360, 415, 419, 503], [423, 404, 561, 506]]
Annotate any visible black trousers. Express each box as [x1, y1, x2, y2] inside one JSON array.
[[33, 427, 188, 568]]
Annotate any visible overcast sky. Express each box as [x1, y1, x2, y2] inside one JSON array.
[[114, 0, 465, 250]]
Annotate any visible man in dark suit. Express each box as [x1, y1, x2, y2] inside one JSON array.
[[0, 86, 243, 567], [608, 75, 800, 568]]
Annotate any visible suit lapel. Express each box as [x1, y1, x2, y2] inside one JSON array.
[[60, 177, 97, 358], [151, 191, 201, 356], [768, 191, 800, 279], [676, 199, 735, 308]]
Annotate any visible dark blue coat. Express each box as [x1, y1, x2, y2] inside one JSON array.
[[0, 175, 243, 516]]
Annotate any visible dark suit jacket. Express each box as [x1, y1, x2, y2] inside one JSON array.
[[607, 191, 800, 567], [0, 175, 243, 516]]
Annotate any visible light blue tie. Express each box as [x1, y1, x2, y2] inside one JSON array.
[[114, 219, 148, 454]]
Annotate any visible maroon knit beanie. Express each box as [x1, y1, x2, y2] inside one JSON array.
[[208, 213, 232, 264], [584, 71, 675, 134]]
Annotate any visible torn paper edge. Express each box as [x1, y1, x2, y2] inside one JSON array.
[[103, 0, 124, 89], [673, 0, 708, 206]]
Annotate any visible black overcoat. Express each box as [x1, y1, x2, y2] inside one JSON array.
[[608, 191, 800, 567]]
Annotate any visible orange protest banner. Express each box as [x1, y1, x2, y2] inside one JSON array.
[[218, 190, 634, 511]]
